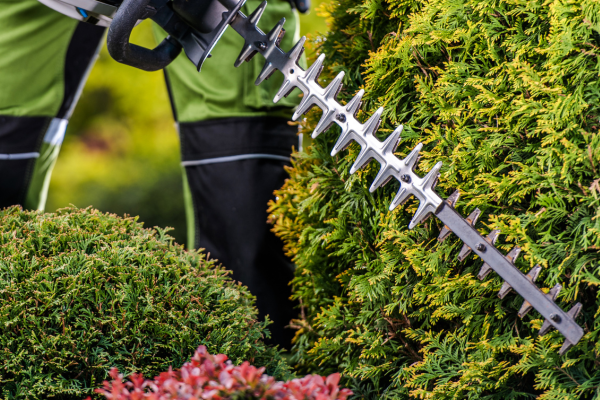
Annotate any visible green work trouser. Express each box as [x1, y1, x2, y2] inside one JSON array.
[[0, 0, 301, 348]]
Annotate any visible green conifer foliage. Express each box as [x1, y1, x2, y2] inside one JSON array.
[[0, 207, 288, 399], [269, 0, 600, 398]]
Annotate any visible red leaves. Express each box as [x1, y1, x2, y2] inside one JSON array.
[[95, 346, 353, 400]]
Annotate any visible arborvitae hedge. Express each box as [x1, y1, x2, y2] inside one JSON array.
[[269, 0, 600, 398], [0, 207, 288, 399]]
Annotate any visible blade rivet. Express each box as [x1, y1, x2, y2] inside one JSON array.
[[255, 41, 267, 51], [290, 68, 295, 74], [550, 313, 561, 322], [337, 114, 346, 123], [476, 243, 486, 252], [401, 175, 411, 183]]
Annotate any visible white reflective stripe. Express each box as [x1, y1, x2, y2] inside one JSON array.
[[182, 153, 291, 166], [0, 153, 40, 160], [43, 118, 68, 146]]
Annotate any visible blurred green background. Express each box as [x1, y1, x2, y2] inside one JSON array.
[[46, 4, 327, 246]]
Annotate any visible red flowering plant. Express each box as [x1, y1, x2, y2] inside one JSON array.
[[93, 346, 353, 400]]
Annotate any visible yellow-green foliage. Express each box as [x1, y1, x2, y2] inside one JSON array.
[[269, 0, 600, 398], [0, 207, 288, 399]]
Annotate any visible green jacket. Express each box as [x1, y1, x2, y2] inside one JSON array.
[[0, 0, 302, 121]]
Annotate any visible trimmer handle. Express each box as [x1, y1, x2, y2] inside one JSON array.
[[107, 0, 182, 71]]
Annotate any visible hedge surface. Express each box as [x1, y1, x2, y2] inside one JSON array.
[[0, 207, 288, 399], [269, 0, 600, 398]]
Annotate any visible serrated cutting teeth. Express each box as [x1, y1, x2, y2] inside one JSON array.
[[233, 1, 268, 68], [349, 108, 383, 174], [285, 36, 305, 63], [480, 244, 519, 281], [408, 161, 442, 228], [475, 230, 500, 279], [267, 17, 285, 43], [313, 71, 345, 137], [539, 284, 563, 336], [437, 190, 460, 241], [369, 125, 403, 192], [456, 208, 482, 261], [345, 89, 364, 117], [518, 282, 561, 319], [559, 303, 583, 355], [248, 0, 267, 25], [292, 54, 326, 121], [273, 36, 306, 103], [255, 18, 286, 85], [229, 2, 585, 353], [499, 264, 541, 299]]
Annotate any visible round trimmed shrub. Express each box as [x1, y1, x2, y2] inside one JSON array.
[[0, 206, 288, 399]]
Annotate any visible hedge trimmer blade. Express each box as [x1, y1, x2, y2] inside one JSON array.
[[228, 1, 584, 354]]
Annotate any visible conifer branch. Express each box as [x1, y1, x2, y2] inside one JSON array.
[[229, 2, 584, 353]]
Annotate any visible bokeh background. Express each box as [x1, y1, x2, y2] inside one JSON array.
[[46, 4, 327, 246]]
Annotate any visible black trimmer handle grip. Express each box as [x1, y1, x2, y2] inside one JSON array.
[[107, 0, 182, 71]]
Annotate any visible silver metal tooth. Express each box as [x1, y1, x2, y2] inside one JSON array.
[[467, 208, 481, 226], [477, 246, 521, 280], [286, 36, 306, 62], [350, 108, 384, 174], [254, 18, 286, 85], [330, 91, 368, 157], [389, 186, 411, 210], [539, 320, 553, 335], [567, 302, 583, 319], [268, 18, 285, 43], [273, 37, 307, 103], [447, 190, 460, 206], [256, 61, 276, 85], [517, 300, 533, 318], [505, 246, 521, 262], [456, 208, 482, 260], [560, 339, 575, 356], [345, 89, 364, 117], [248, 0, 267, 25], [421, 161, 442, 192], [457, 244, 471, 261], [403, 142, 422, 172], [558, 303, 583, 355], [408, 161, 443, 228], [234, 1, 268, 68], [234, 44, 256, 67], [539, 284, 563, 335], [302, 53, 325, 83], [331, 125, 355, 156], [386, 142, 424, 211], [437, 190, 460, 241], [313, 71, 345, 137], [292, 54, 326, 120], [381, 125, 403, 154], [499, 264, 541, 299], [475, 230, 500, 279], [478, 263, 493, 280], [519, 282, 561, 318], [369, 125, 403, 192]]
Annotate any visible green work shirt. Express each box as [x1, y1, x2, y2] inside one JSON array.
[[0, 0, 79, 117], [0, 0, 302, 121]]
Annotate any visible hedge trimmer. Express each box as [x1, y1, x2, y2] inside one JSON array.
[[43, 0, 584, 354]]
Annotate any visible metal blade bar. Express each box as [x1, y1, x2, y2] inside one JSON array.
[[435, 203, 583, 345], [227, 3, 584, 350]]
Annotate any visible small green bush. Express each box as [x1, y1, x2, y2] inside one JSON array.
[[0, 207, 288, 399], [269, 0, 600, 398]]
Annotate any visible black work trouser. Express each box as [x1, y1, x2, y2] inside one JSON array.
[[180, 118, 297, 347]]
